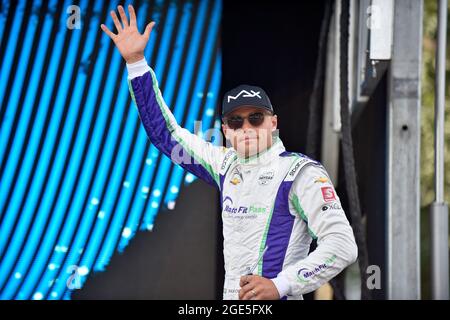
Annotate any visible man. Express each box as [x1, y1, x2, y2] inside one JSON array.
[[101, 5, 357, 300]]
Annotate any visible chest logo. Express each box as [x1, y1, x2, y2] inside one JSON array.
[[229, 168, 243, 185], [258, 170, 274, 185]]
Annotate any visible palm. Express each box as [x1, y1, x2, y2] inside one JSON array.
[[114, 26, 147, 59], [101, 5, 155, 64]]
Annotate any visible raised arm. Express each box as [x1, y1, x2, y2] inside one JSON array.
[[101, 5, 231, 188]]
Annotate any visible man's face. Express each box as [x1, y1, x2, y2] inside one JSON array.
[[222, 106, 278, 158]]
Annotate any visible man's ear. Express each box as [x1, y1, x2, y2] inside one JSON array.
[[222, 123, 228, 137], [271, 114, 278, 131]]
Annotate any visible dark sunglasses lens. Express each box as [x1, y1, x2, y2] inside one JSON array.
[[227, 117, 244, 129], [248, 112, 265, 126]]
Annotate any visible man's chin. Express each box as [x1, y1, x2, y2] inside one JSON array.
[[236, 146, 267, 158], [231, 137, 272, 158]]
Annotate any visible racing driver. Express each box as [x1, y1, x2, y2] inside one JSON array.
[[101, 4, 358, 300]]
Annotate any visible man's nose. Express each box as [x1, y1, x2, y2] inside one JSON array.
[[241, 118, 253, 131]]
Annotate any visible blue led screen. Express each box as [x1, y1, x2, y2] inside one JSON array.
[[0, 0, 221, 300]]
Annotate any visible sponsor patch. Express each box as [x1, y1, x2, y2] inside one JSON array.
[[289, 159, 308, 177], [230, 178, 241, 185], [314, 177, 329, 184], [296, 255, 337, 283], [321, 187, 336, 202], [258, 170, 274, 185], [229, 168, 243, 185], [321, 202, 342, 211]]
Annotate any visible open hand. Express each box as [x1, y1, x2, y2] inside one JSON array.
[[101, 4, 155, 64]]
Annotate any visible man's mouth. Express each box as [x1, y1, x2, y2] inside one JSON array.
[[240, 136, 258, 143]]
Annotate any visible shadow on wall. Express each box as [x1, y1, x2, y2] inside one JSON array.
[[72, 180, 220, 299]]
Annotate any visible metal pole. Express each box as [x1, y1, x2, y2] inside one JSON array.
[[387, 0, 423, 299], [431, 0, 449, 301]]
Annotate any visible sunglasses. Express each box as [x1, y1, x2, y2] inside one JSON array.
[[224, 112, 270, 130]]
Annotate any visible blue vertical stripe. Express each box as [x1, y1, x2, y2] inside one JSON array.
[[262, 182, 295, 279], [0, 0, 26, 117]]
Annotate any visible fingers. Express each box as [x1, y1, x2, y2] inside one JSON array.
[[108, 5, 154, 38], [238, 281, 253, 299], [239, 275, 256, 300], [143, 21, 156, 40], [128, 4, 137, 27], [100, 24, 116, 40], [118, 5, 129, 27], [239, 274, 252, 287], [110, 10, 123, 32], [241, 287, 259, 300]]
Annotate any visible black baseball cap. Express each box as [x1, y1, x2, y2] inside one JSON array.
[[222, 84, 274, 117]]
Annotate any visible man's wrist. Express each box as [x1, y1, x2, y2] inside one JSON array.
[[126, 58, 150, 79], [271, 275, 291, 299], [125, 54, 145, 64]]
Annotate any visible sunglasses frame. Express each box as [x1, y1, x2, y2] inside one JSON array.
[[223, 111, 273, 130]]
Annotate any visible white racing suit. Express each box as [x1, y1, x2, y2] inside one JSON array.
[[127, 59, 358, 300]]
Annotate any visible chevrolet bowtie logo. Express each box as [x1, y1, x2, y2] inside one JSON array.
[[227, 90, 261, 103], [314, 177, 329, 183], [230, 178, 241, 185]]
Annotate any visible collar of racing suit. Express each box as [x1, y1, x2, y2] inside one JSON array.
[[236, 136, 286, 166]]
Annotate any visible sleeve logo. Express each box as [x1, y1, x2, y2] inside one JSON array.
[[321, 187, 336, 202]]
